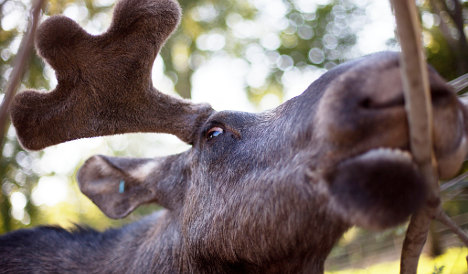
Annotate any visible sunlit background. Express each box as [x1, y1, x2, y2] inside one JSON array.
[[1, 0, 467, 272]]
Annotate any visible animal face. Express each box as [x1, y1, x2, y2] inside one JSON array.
[[75, 51, 467, 266], [8, 0, 468, 270]]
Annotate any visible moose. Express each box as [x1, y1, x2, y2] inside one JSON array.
[[1, 0, 467, 272]]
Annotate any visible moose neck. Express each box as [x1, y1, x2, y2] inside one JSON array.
[[178, 213, 349, 273], [106, 205, 349, 273]]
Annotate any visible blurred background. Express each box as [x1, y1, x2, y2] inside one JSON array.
[[0, 0, 467, 272]]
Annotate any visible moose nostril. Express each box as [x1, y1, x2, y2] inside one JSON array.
[[360, 98, 371, 108], [359, 87, 452, 110], [359, 95, 405, 109], [431, 87, 453, 105]]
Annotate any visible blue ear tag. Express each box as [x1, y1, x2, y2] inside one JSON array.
[[119, 180, 125, 194]]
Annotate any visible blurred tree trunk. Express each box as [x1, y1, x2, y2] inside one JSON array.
[[0, 189, 12, 233], [160, 42, 192, 99], [429, 0, 468, 74], [174, 69, 192, 99]]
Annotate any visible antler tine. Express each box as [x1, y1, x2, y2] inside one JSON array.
[[10, 0, 213, 150]]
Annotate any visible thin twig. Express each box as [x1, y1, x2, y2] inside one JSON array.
[[435, 210, 468, 247], [449, 72, 468, 94], [435, 209, 468, 265], [0, 0, 45, 148], [390, 0, 440, 273], [440, 171, 468, 192]]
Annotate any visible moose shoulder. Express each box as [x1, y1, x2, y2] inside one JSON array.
[[1, 0, 468, 273]]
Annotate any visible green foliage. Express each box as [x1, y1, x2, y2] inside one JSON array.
[[0, 136, 39, 233], [246, 0, 362, 104], [159, 0, 363, 102], [420, 0, 468, 80]]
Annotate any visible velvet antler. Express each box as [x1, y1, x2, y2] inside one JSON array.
[[10, 0, 213, 150]]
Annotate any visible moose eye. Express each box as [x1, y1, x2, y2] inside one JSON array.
[[207, 127, 224, 140]]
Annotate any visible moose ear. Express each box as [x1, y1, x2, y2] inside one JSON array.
[[77, 154, 187, 219], [326, 149, 427, 230]]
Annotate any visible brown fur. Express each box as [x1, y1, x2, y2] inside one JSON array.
[[10, 0, 212, 150], [2, 0, 468, 273]]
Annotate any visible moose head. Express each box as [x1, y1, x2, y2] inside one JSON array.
[[2, 0, 468, 272]]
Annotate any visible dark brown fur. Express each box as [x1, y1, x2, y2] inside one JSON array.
[[2, 0, 468, 273]]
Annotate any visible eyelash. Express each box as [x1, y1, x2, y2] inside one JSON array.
[[206, 126, 224, 140]]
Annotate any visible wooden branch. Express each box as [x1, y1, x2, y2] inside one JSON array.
[[401, 208, 434, 273], [390, 0, 440, 273], [0, 0, 45, 148]]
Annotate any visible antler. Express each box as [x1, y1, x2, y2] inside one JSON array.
[[10, 0, 213, 150]]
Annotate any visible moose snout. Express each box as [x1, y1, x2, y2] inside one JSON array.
[[315, 52, 468, 180], [310, 53, 468, 231]]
